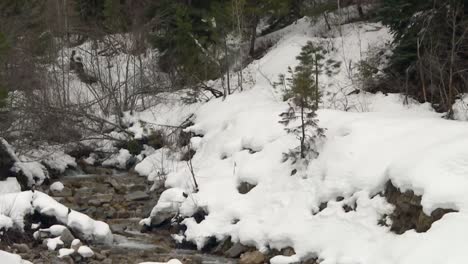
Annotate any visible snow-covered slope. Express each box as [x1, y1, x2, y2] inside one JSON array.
[[136, 18, 468, 264]]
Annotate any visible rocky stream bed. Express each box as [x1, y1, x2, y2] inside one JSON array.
[[1, 170, 238, 264]]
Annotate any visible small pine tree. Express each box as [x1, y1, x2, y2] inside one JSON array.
[[279, 41, 329, 163], [296, 41, 341, 108]]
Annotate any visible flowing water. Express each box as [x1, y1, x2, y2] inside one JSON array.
[[51, 171, 238, 264]]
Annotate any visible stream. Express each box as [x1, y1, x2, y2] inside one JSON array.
[[45, 171, 238, 264]]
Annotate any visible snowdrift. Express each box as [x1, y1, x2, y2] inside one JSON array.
[[137, 19, 468, 264]]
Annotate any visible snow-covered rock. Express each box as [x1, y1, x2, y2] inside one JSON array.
[[0, 250, 32, 264], [49, 182, 64, 192], [140, 188, 188, 226], [102, 148, 133, 169], [0, 191, 113, 244], [58, 248, 74, 258], [77, 245, 94, 258]]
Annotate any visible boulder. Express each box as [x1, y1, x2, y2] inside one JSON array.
[[60, 228, 76, 248], [0, 138, 16, 181], [384, 180, 457, 234], [225, 242, 248, 258], [240, 251, 265, 264], [237, 181, 256, 194]]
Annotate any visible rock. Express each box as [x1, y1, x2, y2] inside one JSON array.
[[384, 180, 457, 234], [0, 138, 16, 181], [101, 259, 113, 264], [88, 199, 102, 206], [281, 247, 296, 256], [50, 181, 65, 192], [60, 229, 75, 248], [12, 243, 30, 253], [77, 245, 94, 258], [225, 242, 248, 258], [94, 253, 106, 261], [100, 250, 111, 257], [125, 191, 149, 201], [240, 251, 265, 264], [237, 181, 256, 194], [128, 184, 146, 192], [55, 255, 75, 264], [71, 239, 82, 251], [51, 186, 73, 197]]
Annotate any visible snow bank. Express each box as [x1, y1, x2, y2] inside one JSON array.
[[135, 148, 182, 184], [102, 148, 132, 169], [0, 191, 112, 244], [0, 250, 32, 264], [0, 178, 21, 194], [139, 260, 182, 264], [140, 19, 468, 263]]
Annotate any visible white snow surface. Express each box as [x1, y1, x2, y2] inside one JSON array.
[[0, 250, 32, 264], [139, 260, 182, 264], [77, 246, 94, 258], [0, 191, 112, 244], [138, 19, 468, 264], [102, 148, 132, 169], [0, 178, 21, 195], [50, 182, 65, 192], [58, 248, 75, 258]]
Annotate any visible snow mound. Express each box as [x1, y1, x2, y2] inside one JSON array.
[[77, 245, 94, 258], [102, 149, 132, 169], [50, 182, 64, 192], [0, 250, 32, 264], [0, 191, 112, 244], [0, 178, 21, 195]]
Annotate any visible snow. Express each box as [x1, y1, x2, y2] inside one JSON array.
[[77, 245, 94, 258], [49, 182, 64, 192], [135, 148, 182, 184], [102, 148, 132, 169], [0, 178, 21, 195], [12, 161, 48, 187], [58, 248, 74, 258], [0, 250, 32, 264], [140, 187, 187, 226], [0, 191, 112, 244], [138, 17, 468, 264], [139, 260, 182, 264], [46, 236, 64, 250]]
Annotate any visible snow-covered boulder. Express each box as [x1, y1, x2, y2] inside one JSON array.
[[140, 188, 188, 227], [0, 191, 113, 244], [0, 138, 16, 180], [102, 148, 134, 169], [0, 250, 32, 264]]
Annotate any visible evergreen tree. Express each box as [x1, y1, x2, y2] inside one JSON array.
[[279, 41, 326, 162], [0, 32, 9, 108], [295, 41, 341, 108]]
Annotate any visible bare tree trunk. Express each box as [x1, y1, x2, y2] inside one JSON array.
[[300, 102, 306, 159], [233, 0, 244, 91], [249, 15, 259, 58], [356, 0, 364, 19], [447, 5, 458, 118], [417, 37, 427, 102], [315, 59, 319, 109], [224, 33, 231, 95]]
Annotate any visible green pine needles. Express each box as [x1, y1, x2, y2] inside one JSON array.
[[278, 41, 340, 163]]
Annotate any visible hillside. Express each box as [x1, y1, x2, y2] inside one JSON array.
[[1, 1, 468, 264]]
